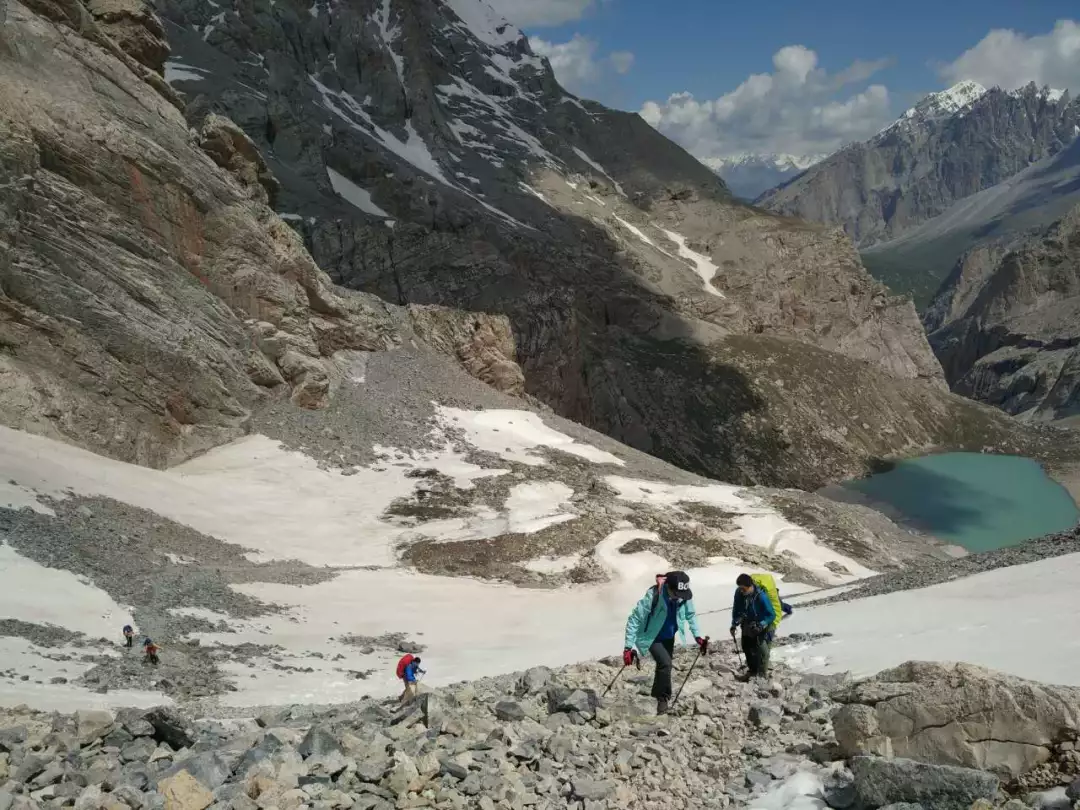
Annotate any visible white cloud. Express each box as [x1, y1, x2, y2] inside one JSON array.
[[610, 51, 635, 75], [485, 0, 596, 28], [640, 45, 893, 161], [940, 20, 1080, 93], [530, 35, 634, 94]]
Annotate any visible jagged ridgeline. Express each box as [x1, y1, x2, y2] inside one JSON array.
[[1, 0, 1074, 492]]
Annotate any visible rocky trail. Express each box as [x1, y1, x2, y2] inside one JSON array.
[[3, 649, 1080, 810]]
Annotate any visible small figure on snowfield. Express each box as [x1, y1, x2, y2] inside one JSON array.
[[143, 638, 160, 665], [396, 654, 425, 703], [122, 625, 134, 648]]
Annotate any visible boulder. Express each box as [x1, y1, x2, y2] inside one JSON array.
[[77, 710, 116, 746], [850, 756, 998, 810], [515, 667, 553, 697], [143, 710, 194, 752], [832, 661, 1080, 778], [157, 771, 212, 810], [494, 702, 526, 723], [296, 727, 341, 760]]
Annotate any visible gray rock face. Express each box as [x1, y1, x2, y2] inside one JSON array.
[[139, 0, 1015, 490], [925, 204, 1080, 420], [759, 84, 1080, 249], [832, 661, 1080, 779], [0, 0, 399, 467], [851, 755, 999, 810]]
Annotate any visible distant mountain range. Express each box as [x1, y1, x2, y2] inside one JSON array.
[[704, 153, 825, 201], [757, 82, 1079, 265]]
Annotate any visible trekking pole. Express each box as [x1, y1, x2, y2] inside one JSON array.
[[671, 636, 708, 709], [602, 652, 640, 697], [733, 635, 745, 668]]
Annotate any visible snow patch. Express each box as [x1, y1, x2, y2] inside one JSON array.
[[522, 554, 581, 574], [604, 477, 875, 584], [503, 482, 576, 533], [660, 228, 725, 297], [437, 407, 625, 467], [373, 0, 405, 87], [441, 0, 523, 49], [326, 167, 390, 218], [572, 147, 626, 195], [0, 542, 133, 637], [749, 770, 827, 810], [163, 61, 209, 84], [777, 551, 1080, 686]]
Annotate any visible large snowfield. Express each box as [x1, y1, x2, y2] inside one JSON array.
[[1, 407, 1079, 712]]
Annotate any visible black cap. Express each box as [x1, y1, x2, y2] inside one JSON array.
[[665, 571, 693, 600]]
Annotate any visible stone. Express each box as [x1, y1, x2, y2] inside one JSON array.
[[515, 668, 553, 697], [1067, 779, 1080, 801], [547, 688, 597, 716], [494, 702, 526, 723], [384, 754, 420, 797], [851, 756, 999, 810], [0, 727, 27, 752], [571, 779, 616, 801], [115, 712, 156, 739], [78, 711, 116, 746], [157, 772, 213, 810], [748, 705, 781, 728], [160, 753, 234, 791], [121, 739, 158, 764], [0, 792, 12, 810], [143, 711, 194, 752], [822, 766, 856, 809], [1026, 787, 1072, 810], [833, 662, 1080, 778], [297, 727, 342, 760]]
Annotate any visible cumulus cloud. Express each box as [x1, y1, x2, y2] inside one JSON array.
[[609, 51, 635, 75], [531, 35, 634, 93], [485, 0, 597, 28], [940, 20, 1080, 92], [640, 45, 894, 160]]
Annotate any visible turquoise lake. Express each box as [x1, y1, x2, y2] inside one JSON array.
[[839, 453, 1080, 553]]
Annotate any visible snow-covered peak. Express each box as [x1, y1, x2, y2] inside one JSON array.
[[876, 81, 987, 139], [707, 153, 825, 172], [441, 0, 524, 49], [906, 80, 987, 120]]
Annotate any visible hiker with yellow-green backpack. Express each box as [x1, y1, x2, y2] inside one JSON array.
[[730, 572, 793, 680]]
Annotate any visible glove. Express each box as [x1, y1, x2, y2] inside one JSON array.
[[729, 626, 737, 639], [623, 648, 636, 667], [695, 637, 709, 653], [759, 622, 770, 634]]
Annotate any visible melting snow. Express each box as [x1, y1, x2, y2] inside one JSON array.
[[572, 147, 626, 195], [603, 476, 874, 584], [777, 551, 1080, 687], [163, 61, 209, 84], [437, 407, 625, 467], [660, 228, 725, 297], [441, 0, 522, 49], [373, 0, 405, 87], [523, 554, 582, 574], [326, 167, 390, 218], [504, 482, 576, 533], [518, 182, 555, 208]]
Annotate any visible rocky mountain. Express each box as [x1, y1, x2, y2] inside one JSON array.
[[4, 0, 1064, 494], [862, 131, 1080, 308], [924, 203, 1080, 420], [704, 153, 824, 201], [757, 82, 1080, 261]]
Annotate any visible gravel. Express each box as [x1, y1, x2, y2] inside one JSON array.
[[802, 524, 1080, 607]]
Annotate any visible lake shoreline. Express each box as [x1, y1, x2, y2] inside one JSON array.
[[827, 452, 1080, 554]]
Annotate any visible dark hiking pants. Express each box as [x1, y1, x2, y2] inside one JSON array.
[[742, 633, 771, 677], [649, 638, 676, 699]]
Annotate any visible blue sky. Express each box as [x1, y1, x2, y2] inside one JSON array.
[[486, 0, 1080, 159]]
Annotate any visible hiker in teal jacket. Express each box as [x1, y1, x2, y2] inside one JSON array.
[[623, 571, 707, 715]]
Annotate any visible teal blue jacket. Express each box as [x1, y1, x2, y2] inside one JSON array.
[[624, 586, 702, 654]]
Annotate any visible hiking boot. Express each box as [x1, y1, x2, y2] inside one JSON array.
[[656, 699, 669, 715]]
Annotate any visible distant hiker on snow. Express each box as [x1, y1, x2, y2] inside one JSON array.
[[396, 654, 424, 703], [143, 638, 159, 665], [730, 573, 787, 679], [623, 571, 708, 715], [122, 625, 134, 648]]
